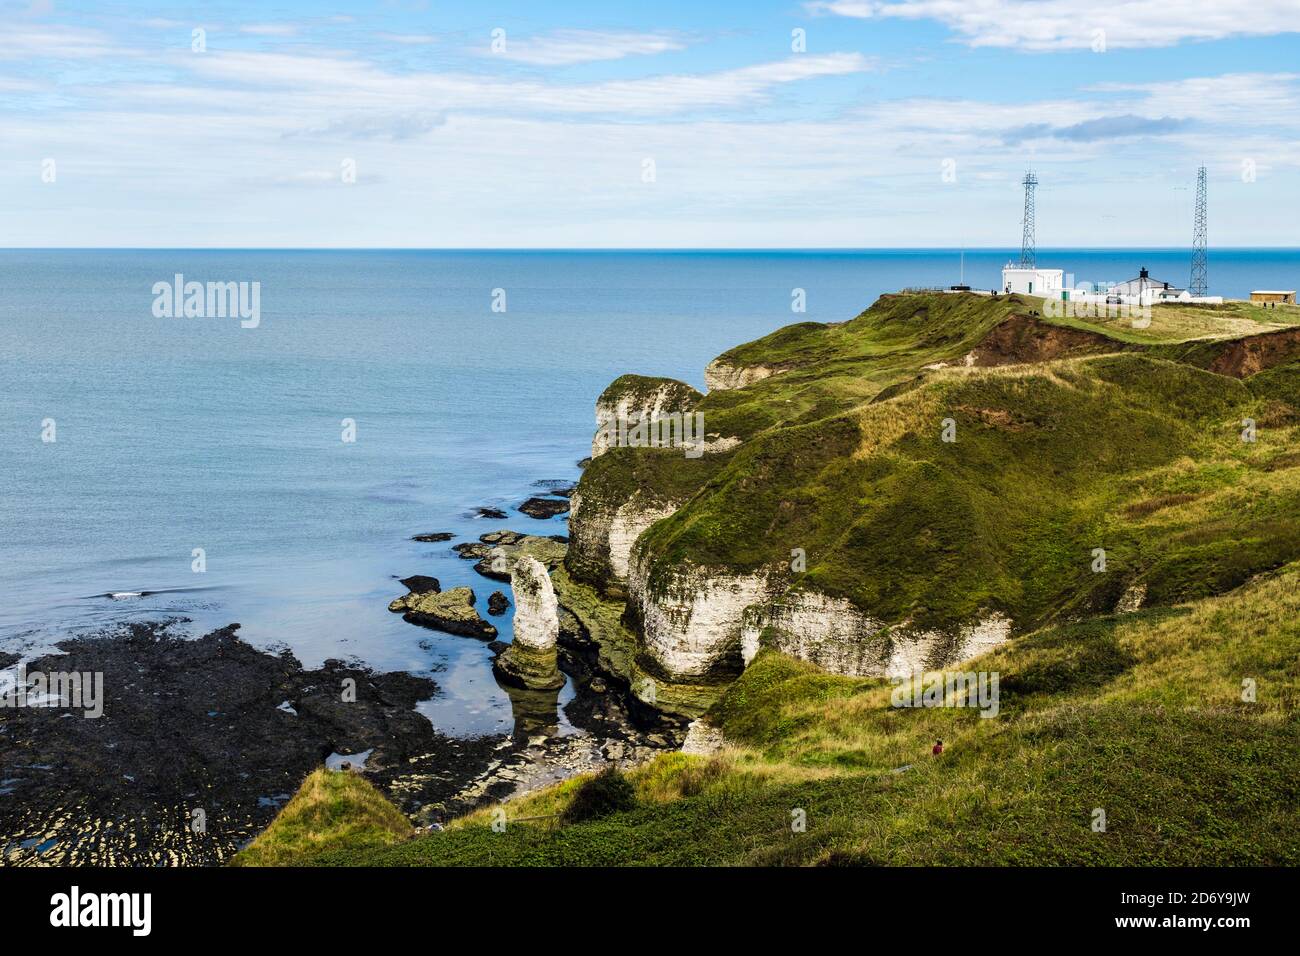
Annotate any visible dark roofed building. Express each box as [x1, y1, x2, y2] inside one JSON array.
[[1109, 267, 1185, 299]]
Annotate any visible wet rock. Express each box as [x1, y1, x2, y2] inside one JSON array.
[[475, 507, 508, 520], [487, 591, 510, 616], [487, 640, 510, 656], [480, 530, 526, 546], [534, 480, 576, 498], [411, 532, 454, 543], [396, 587, 498, 639], [475, 548, 513, 583], [577, 457, 592, 469], [465, 531, 566, 583], [398, 575, 440, 594], [519, 497, 571, 519], [494, 557, 564, 691]]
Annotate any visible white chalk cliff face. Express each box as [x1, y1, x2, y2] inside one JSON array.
[[741, 594, 1011, 679], [607, 500, 680, 581], [626, 550, 1012, 682], [704, 358, 774, 392], [592, 383, 700, 459], [568, 489, 684, 588], [628, 553, 780, 681], [510, 556, 559, 652]]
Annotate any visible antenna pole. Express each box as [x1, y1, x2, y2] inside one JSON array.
[[1020, 171, 1037, 269], [1190, 166, 1208, 296]]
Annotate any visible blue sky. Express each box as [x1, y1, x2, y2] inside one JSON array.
[[4, 0, 1299, 247]]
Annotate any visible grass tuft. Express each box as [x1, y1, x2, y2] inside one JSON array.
[[231, 768, 412, 867]]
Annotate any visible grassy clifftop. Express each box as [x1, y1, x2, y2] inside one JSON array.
[[703, 293, 1299, 441]]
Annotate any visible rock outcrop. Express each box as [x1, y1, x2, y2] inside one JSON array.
[[703, 358, 774, 392], [592, 375, 703, 459], [453, 531, 567, 582], [390, 586, 497, 639], [494, 557, 564, 690], [397, 575, 440, 594], [518, 496, 571, 519], [680, 719, 725, 756], [624, 546, 1014, 682]]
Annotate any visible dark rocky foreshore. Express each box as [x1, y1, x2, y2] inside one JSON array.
[[0, 622, 477, 865], [0, 613, 683, 866]]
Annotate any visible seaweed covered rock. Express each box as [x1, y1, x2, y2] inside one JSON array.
[[392, 586, 497, 639], [454, 531, 567, 582]]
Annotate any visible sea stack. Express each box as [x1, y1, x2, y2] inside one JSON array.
[[494, 556, 564, 690]]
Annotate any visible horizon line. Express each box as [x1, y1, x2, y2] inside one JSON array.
[[1, 245, 1298, 253]]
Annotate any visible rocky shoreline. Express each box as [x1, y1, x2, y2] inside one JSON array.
[[0, 616, 684, 865], [1, 501, 687, 865]]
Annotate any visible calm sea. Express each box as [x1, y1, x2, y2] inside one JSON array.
[[3, 248, 1297, 734]]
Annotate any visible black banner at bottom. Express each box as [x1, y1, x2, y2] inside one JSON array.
[[0, 866, 1281, 941]]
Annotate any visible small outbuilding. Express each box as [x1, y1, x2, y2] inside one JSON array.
[[1001, 265, 1065, 297], [1250, 290, 1296, 307]]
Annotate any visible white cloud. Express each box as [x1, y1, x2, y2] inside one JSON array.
[[806, 0, 1300, 50], [1089, 73, 1300, 123], [239, 23, 300, 37], [180, 49, 875, 115], [489, 29, 688, 66], [0, 24, 119, 59], [376, 32, 439, 45], [1, 12, 1295, 247]]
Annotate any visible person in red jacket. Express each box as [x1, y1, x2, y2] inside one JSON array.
[[932, 739, 944, 756]]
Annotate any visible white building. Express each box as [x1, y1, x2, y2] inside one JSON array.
[[1066, 268, 1223, 307], [1001, 265, 1065, 297]]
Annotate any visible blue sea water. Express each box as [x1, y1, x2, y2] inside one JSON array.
[[2, 248, 1297, 735]]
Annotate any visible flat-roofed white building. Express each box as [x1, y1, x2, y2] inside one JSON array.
[[1001, 265, 1065, 297]]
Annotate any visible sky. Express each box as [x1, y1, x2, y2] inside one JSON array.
[[3, 0, 1299, 248]]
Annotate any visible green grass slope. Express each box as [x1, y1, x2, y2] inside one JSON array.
[[300, 560, 1300, 866], [231, 768, 412, 866], [637, 352, 1300, 635]]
